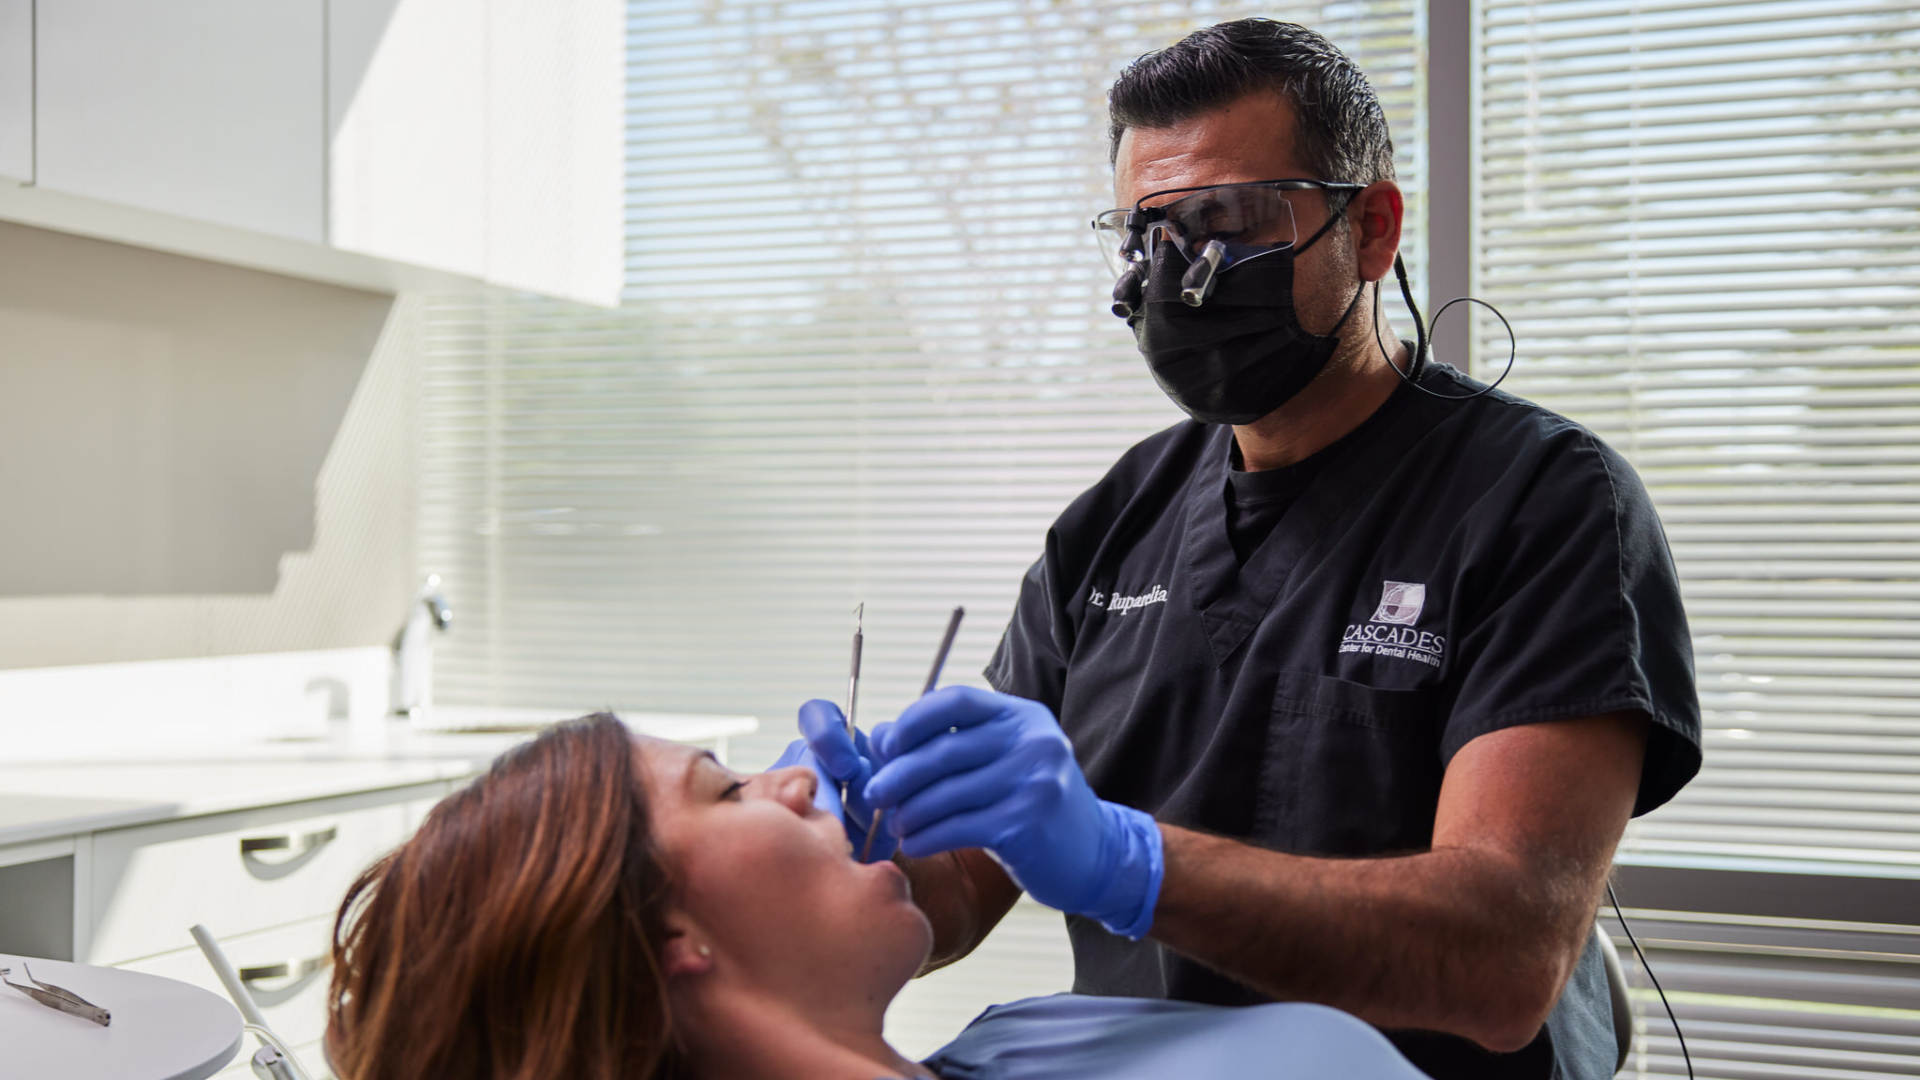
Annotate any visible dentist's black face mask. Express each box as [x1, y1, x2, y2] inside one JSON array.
[[1120, 217, 1363, 426]]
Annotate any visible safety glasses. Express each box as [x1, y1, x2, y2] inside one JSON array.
[[1090, 179, 1365, 276]]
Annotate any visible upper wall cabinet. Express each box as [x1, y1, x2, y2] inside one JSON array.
[[328, 0, 488, 282], [4, 0, 623, 307], [0, 0, 33, 185], [36, 0, 327, 244], [329, 0, 624, 306]]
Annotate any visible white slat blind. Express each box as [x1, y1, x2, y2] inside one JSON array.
[[1605, 909, 1920, 1080], [1480, 8, 1920, 1074], [421, 0, 1424, 769], [1478, 0, 1920, 874]]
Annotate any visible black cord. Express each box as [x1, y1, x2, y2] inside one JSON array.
[[1607, 882, 1694, 1080], [1371, 254, 1518, 400]]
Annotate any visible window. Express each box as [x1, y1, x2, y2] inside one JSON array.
[[1478, 0, 1920, 1073]]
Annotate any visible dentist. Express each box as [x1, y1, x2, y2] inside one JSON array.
[[792, 20, 1700, 1080]]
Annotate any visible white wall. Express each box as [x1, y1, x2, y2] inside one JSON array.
[[0, 223, 423, 668]]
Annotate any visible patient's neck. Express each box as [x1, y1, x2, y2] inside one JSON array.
[[680, 986, 935, 1080]]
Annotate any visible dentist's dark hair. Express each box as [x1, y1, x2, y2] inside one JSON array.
[[327, 713, 682, 1080], [1108, 18, 1396, 188]]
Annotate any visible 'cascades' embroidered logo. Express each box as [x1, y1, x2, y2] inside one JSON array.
[[1371, 581, 1426, 625], [1089, 584, 1169, 616], [1339, 581, 1444, 669]]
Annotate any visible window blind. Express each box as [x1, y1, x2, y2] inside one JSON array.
[[1480, 3, 1920, 1075], [1604, 907, 1920, 1080], [1478, 0, 1920, 873]]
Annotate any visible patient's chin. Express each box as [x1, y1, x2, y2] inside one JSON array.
[[878, 910, 936, 999], [845, 865, 933, 989]]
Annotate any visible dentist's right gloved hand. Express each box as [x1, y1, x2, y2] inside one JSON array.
[[864, 686, 1162, 939]]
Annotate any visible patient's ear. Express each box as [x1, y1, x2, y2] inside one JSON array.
[[662, 920, 715, 978]]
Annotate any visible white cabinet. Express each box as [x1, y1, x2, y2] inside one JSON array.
[[475, 0, 625, 306], [329, 0, 624, 306], [0, 0, 29, 184], [327, 0, 488, 281], [4, 0, 621, 305], [92, 781, 454, 1077], [123, 915, 337, 1060], [34, 0, 326, 243], [88, 799, 417, 966]]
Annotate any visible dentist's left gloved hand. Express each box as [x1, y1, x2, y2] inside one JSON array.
[[770, 699, 898, 863], [864, 686, 1162, 939]]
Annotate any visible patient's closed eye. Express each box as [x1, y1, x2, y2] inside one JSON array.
[[720, 780, 745, 801]]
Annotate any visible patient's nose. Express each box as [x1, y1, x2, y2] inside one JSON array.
[[758, 765, 819, 814]]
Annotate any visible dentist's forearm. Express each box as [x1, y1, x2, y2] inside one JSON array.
[[1146, 713, 1645, 1053], [899, 847, 1021, 974], [1150, 828, 1585, 1050]]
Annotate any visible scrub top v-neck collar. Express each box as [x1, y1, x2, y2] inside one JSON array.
[[1179, 370, 1447, 668]]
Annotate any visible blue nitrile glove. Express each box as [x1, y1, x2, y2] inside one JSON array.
[[771, 699, 898, 863], [863, 686, 1162, 939]]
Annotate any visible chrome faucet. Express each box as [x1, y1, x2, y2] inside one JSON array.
[[390, 574, 452, 718]]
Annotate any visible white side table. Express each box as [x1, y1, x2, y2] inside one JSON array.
[[0, 954, 242, 1080]]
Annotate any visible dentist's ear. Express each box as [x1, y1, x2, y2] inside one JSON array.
[[662, 924, 715, 978], [1349, 179, 1404, 284]]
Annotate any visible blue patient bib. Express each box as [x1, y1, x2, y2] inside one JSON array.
[[921, 993, 1430, 1079]]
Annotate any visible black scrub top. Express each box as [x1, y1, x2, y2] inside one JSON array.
[[985, 360, 1702, 1080]]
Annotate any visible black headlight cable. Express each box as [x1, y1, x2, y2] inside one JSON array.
[[1372, 253, 1517, 401]]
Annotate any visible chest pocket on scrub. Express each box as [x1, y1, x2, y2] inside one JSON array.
[[1257, 671, 1440, 858]]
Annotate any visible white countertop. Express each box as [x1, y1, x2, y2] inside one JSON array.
[[0, 709, 758, 850]]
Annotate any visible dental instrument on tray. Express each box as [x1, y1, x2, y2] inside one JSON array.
[[861, 605, 965, 862], [1, 963, 110, 1026]]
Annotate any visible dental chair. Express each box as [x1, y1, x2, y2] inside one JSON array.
[[193, 925, 320, 1080], [1593, 921, 1633, 1075]]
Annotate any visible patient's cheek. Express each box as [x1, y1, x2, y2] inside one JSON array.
[[695, 816, 831, 899]]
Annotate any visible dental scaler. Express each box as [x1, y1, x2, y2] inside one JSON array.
[[845, 603, 864, 739], [841, 603, 865, 807], [861, 605, 964, 862]]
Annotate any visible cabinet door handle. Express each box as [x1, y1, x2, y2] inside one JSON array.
[[239, 826, 339, 879], [240, 825, 338, 857], [237, 955, 330, 1008], [239, 956, 327, 985]]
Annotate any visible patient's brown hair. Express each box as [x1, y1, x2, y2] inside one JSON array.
[[327, 713, 680, 1080]]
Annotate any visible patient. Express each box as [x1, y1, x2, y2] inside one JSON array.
[[326, 714, 1428, 1080]]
